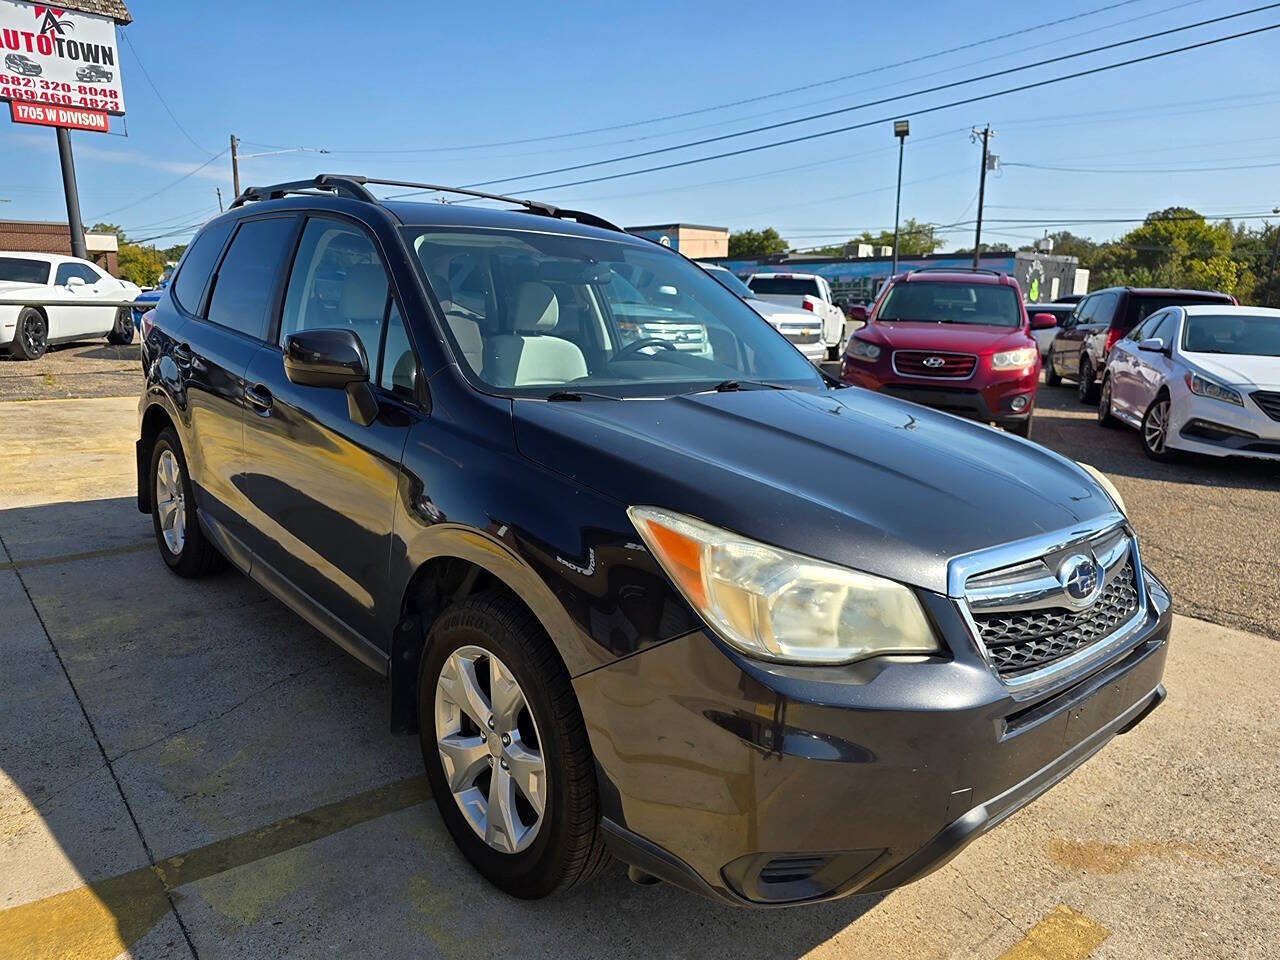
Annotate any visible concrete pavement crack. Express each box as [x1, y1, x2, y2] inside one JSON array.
[[951, 863, 1025, 938]]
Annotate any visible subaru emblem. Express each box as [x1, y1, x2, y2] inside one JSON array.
[[1058, 554, 1103, 609]]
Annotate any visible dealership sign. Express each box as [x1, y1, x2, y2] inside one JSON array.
[[0, 1, 125, 127]]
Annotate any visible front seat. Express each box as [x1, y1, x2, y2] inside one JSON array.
[[428, 271, 484, 374], [483, 282, 588, 386], [338, 264, 389, 360]]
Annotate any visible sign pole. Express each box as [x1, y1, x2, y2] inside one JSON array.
[[55, 126, 88, 260]]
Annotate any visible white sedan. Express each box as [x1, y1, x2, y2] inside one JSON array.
[[1098, 304, 1280, 461], [0, 252, 140, 360]]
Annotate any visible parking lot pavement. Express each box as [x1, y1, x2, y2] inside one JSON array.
[[1, 396, 1277, 960], [0, 341, 141, 402]]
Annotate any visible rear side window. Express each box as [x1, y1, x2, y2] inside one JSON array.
[[173, 219, 235, 314], [54, 262, 101, 285], [748, 276, 821, 297], [206, 217, 298, 340], [0, 257, 50, 284]]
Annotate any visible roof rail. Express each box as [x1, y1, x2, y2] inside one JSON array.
[[229, 174, 623, 233], [907, 266, 1005, 277]]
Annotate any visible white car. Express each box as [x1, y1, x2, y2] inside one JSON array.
[[0, 252, 139, 360], [699, 263, 827, 362], [1098, 304, 1280, 462], [745, 272, 848, 359]]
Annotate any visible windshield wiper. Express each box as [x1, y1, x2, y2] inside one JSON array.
[[545, 390, 622, 402], [707, 379, 790, 393]]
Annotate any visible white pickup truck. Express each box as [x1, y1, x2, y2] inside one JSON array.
[[746, 272, 849, 359]]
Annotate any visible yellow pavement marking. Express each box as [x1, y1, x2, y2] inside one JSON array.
[[0, 775, 429, 960], [994, 905, 1109, 960]]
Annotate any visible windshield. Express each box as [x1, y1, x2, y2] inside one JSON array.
[[401, 227, 823, 397], [1182, 313, 1280, 357], [748, 276, 821, 297], [0, 257, 50, 285], [878, 281, 1022, 327], [703, 265, 756, 299]]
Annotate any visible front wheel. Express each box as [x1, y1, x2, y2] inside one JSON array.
[[1045, 347, 1062, 386], [418, 594, 610, 899], [1141, 395, 1179, 462], [107, 308, 134, 345], [10, 308, 48, 360]]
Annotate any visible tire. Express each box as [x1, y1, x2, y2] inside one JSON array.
[[1007, 417, 1033, 439], [1045, 346, 1062, 386], [1097, 375, 1120, 428], [107, 308, 134, 345], [10, 307, 48, 360], [1141, 394, 1179, 462], [150, 428, 226, 577], [1078, 357, 1100, 404], [418, 593, 610, 899]]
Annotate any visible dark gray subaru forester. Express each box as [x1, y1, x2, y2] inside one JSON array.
[[136, 176, 1170, 907]]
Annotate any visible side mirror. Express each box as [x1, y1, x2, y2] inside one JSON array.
[[848, 305, 870, 323], [67, 276, 86, 287], [283, 328, 379, 426], [1031, 312, 1058, 330], [1137, 337, 1166, 353]]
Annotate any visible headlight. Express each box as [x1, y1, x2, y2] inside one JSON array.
[[1185, 372, 1243, 406], [991, 347, 1038, 370], [847, 338, 882, 362], [628, 507, 939, 665], [1077, 462, 1126, 515]]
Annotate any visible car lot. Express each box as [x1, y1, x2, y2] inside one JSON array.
[[0, 350, 1276, 959]]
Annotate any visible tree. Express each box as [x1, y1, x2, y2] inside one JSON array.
[[117, 242, 167, 287], [89, 221, 127, 241], [728, 227, 789, 258]]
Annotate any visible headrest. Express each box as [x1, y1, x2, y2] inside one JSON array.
[[339, 264, 388, 321], [513, 281, 559, 331]]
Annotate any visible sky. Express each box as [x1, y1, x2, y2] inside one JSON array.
[[2, 0, 1278, 253]]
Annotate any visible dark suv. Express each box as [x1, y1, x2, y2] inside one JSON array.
[[1048, 286, 1234, 402], [136, 176, 1171, 907]]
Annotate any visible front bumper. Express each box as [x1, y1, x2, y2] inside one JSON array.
[[576, 570, 1172, 907], [1168, 392, 1280, 460], [841, 357, 1039, 424]]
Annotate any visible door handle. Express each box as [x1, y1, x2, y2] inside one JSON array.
[[246, 383, 274, 415]]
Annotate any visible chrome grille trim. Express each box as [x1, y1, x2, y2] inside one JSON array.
[[947, 512, 1150, 689]]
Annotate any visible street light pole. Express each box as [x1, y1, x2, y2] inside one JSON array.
[[1266, 206, 1280, 307], [56, 127, 88, 261], [891, 120, 910, 277]]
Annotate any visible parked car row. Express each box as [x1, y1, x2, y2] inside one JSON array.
[[135, 174, 1169, 908]]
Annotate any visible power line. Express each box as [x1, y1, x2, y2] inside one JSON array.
[[1006, 160, 1280, 173], [120, 31, 213, 155], [428, 4, 1280, 194], [87, 150, 227, 221], [456, 20, 1280, 198]]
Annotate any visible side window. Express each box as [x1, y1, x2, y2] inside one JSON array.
[[378, 301, 417, 399], [1073, 296, 1095, 325], [1091, 292, 1118, 326], [206, 217, 298, 341], [1128, 310, 1164, 342], [173, 219, 235, 315], [1150, 312, 1178, 345], [55, 262, 101, 285], [281, 218, 389, 364]]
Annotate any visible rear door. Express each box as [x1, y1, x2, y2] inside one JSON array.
[[240, 215, 420, 653], [1083, 292, 1119, 370], [176, 215, 298, 548], [1109, 310, 1164, 418], [1131, 310, 1180, 414], [1054, 295, 1094, 374]]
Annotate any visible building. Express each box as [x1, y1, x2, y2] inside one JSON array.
[[626, 223, 728, 259], [703, 250, 1086, 305], [0, 220, 120, 275]]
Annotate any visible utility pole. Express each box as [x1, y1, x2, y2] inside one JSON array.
[[891, 120, 910, 277], [1266, 206, 1280, 308], [230, 134, 241, 197], [971, 125, 995, 270], [217, 188, 224, 213], [56, 128, 88, 261]]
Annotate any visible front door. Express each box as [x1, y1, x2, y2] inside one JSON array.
[[46, 261, 112, 338], [240, 215, 420, 651]]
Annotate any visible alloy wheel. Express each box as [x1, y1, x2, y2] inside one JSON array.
[[22, 313, 46, 356], [1099, 379, 1112, 421], [155, 449, 186, 554], [434, 645, 546, 854], [1078, 360, 1092, 401], [1144, 399, 1170, 454]]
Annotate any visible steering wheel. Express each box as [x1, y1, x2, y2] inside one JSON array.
[[613, 337, 679, 361]]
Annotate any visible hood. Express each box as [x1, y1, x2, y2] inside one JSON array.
[[861, 320, 1030, 353], [512, 387, 1114, 595], [1185, 352, 1280, 390], [747, 299, 818, 324]]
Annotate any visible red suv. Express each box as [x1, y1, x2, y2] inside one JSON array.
[[840, 269, 1056, 437]]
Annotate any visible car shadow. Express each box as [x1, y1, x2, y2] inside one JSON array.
[[0, 496, 886, 959]]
